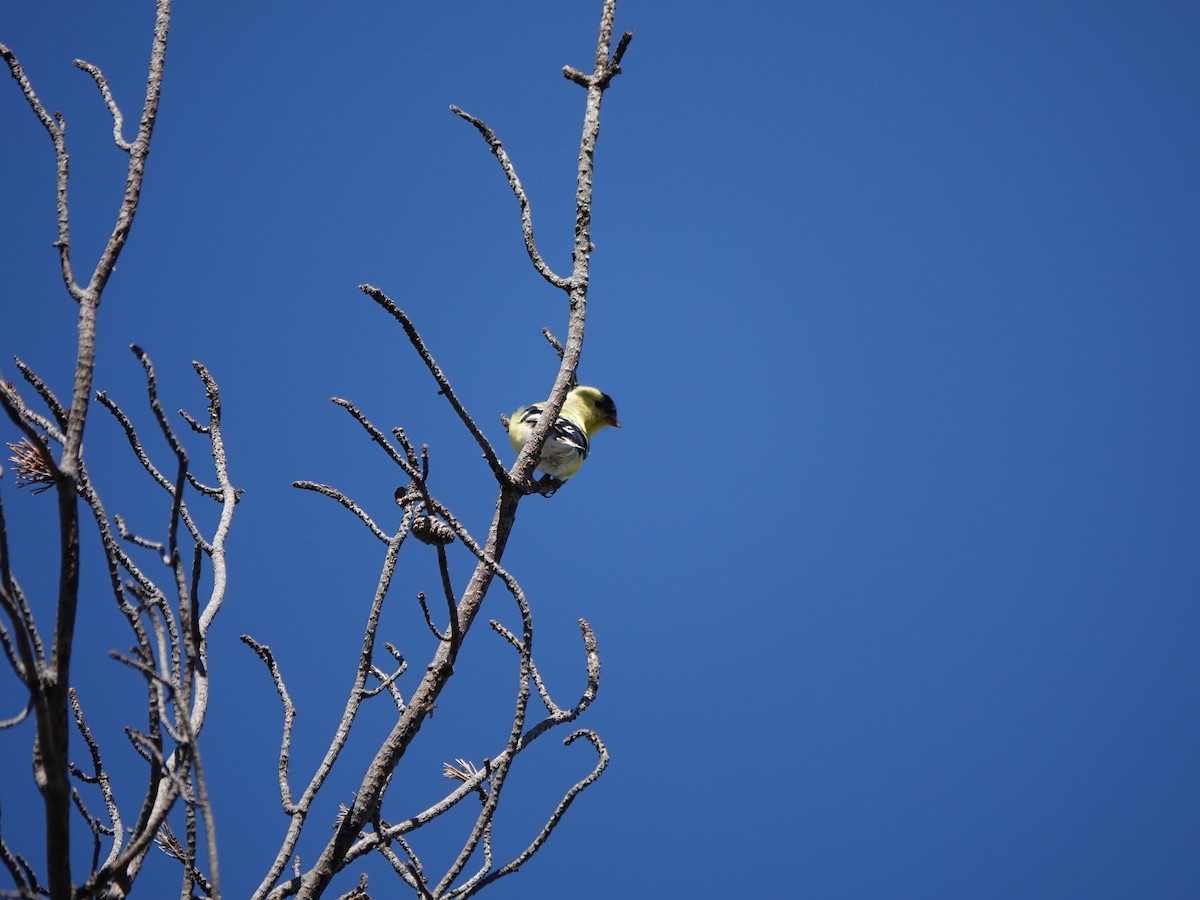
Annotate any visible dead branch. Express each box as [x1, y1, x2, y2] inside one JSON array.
[[240, 637, 300, 813], [357, 287, 509, 485], [447, 106, 570, 291]]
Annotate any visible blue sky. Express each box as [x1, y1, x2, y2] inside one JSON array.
[[3, 1, 1199, 897]]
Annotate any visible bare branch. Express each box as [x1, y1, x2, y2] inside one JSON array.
[[0, 575, 32, 685], [330, 398, 419, 479], [436, 544, 461, 650], [508, 2, 630, 488], [0, 41, 82, 299], [562, 67, 589, 88], [377, 841, 431, 899], [611, 30, 634, 69], [390, 425, 421, 471], [85, 642, 221, 899], [467, 731, 609, 895], [448, 106, 570, 290], [0, 694, 31, 731], [540, 328, 565, 360], [68, 688, 124, 870], [415, 592, 451, 643], [73, 60, 132, 151], [363, 650, 408, 707], [96, 390, 176, 487], [133, 345, 189, 462], [293, 481, 392, 544], [241, 636, 299, 813], [14, 358, 68, 430], [357, 287, 510, 484], [71, 783, 107, 879], [192, 360, 239, 634], [74, 463, 169, 664], [115, 514, 166, 556], [82, 732, 184, 898]]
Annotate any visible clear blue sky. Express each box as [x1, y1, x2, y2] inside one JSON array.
[[3, 1, 1199, 897]]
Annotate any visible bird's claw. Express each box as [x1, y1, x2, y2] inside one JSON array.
[[537, 475, 565, 497], [516, 474, 564, 497]]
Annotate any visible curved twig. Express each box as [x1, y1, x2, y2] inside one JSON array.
[[73, 59, 132, 151], [465, 731, 609, 895], [448, 106, 570, 291], [241, 636, 299, 813], [416, 592, 452, 642]]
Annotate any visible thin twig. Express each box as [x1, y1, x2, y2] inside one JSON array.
[[415, 592, 451, 642], [293, 481, 391, 544], [115, 514, 166, 556], [541, 328, 565, 359], [0, 42, 82, 299], [14, 358, 68, 429], [68, 688, 124, 869], [74, 60, 132, 151], [467, 731, 609, 894], [240, 636, 299, 812], [436, 544, 461, 650], [448, 106, 570, 291], [363, 657, 408, 707], [331, 398, 418, 477], [358, 287, 510, 484]]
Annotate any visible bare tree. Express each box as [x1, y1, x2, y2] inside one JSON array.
[[1, 1, 631, 898]]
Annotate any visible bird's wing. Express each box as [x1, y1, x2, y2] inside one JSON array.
[[516, 405, 590, 459]]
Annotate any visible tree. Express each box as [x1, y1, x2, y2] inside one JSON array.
[[0, 2, 633, 897]]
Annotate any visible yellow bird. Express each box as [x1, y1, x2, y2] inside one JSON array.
[[508, 386, 621, 484]]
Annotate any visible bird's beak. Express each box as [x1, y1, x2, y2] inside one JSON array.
[[609, 417, 622, 429]]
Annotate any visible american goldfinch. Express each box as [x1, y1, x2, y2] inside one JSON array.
[[508, 386, 620, 484]]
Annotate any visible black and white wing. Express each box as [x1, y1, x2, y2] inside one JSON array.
[[515, 404, 590, 478]]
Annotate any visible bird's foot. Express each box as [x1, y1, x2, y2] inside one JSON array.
[[514, 474, 566, 497]]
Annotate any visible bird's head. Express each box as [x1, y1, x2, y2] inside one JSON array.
[[568, 386, 621, 435]]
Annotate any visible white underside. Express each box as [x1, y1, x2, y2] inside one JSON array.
[[536, 440, 585, 480]]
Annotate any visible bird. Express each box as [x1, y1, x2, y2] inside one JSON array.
[[508, 385, 620, 487]]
